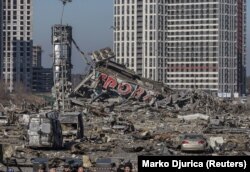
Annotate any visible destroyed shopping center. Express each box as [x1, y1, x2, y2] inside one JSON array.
[[0, 48, 250, 171]]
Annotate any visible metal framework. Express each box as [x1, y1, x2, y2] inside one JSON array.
[[52, 25, 72, 111]]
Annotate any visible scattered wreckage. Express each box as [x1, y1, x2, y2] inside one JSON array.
[[0, 48, 250, 171]]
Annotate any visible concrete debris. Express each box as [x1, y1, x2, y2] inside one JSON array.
[[1, 145, 15, 159], [66, 54, 249, 158], [122, 146, 144, 153], [71, 142, 114, 154], [0, 48, 250, 171], [208, 137, 224, 152], [82, 155, 92, 168], [132, 131, 153, 140], [178, 113, 210, 121]]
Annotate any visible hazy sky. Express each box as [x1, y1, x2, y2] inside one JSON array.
[[33, 0, 250, 75], [33, 0, 113, 74]]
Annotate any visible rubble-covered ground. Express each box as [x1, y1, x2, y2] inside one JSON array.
[[1, 53, 250, 171], [79, 90, 250, 159]]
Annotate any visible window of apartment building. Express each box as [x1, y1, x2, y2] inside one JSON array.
[[149, 58, 152, 67], [126, 46, 130, 56], [131, 44, 134, 56], [131, 59, 134, 67]]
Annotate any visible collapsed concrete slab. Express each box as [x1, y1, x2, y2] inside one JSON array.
[[178, 113, 210, 121]]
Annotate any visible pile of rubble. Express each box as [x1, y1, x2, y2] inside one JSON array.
[[1, 49, 250, 171], [66, 53, 250, 159]]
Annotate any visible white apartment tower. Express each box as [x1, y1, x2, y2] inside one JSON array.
[[114, 0, 246, 97], [1, 0, 33, 92], [167, 0, 246, 97], [114, 0, 167, 82], [0, 1, 3, 80]]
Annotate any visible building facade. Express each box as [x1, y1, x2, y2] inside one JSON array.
[[32, 45, 42, 68], [32, 67, 53, 93], [0, 1, 3, 80], [31, 45, 53, 93], [166, 0, 246, 97], [114, 0, 246, 97], [1, 0, 33, 92], [113, 0, 167, 82]]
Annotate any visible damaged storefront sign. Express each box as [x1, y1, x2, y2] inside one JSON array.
[[95, 72, 159, 103]]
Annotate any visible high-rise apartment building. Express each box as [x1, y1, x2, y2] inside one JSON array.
[[0, 1, 3, 80], [167, 0, 246, 97], [1, 0, 33, 92], [32, 45, 42, 68], [113, 0, 167, 82], [114, 0, 246, 97]]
